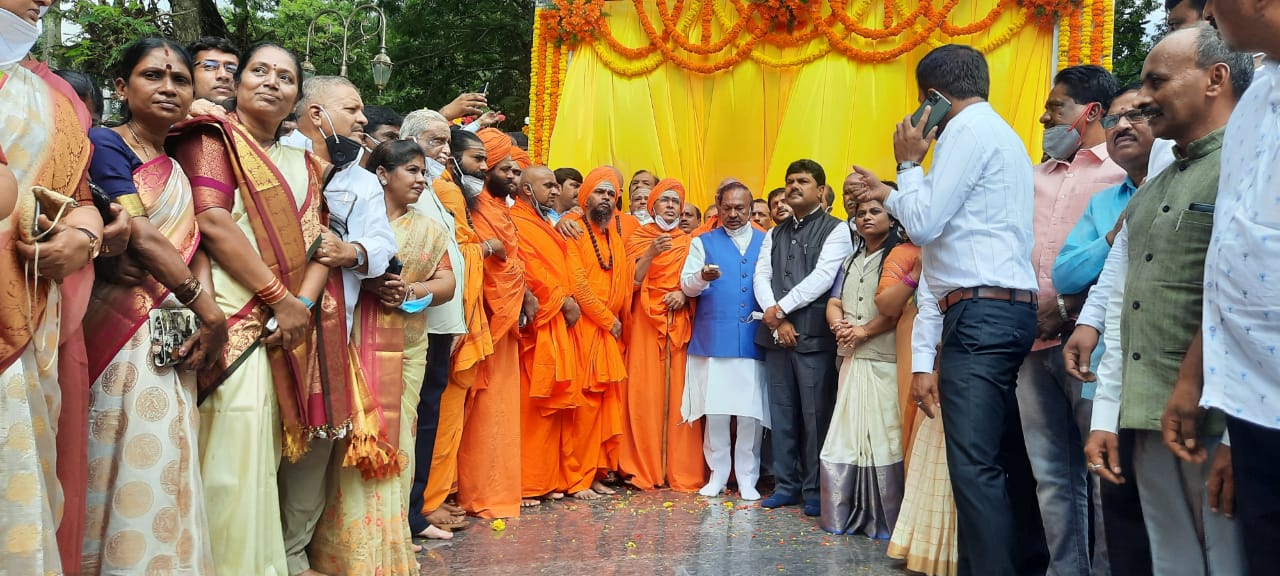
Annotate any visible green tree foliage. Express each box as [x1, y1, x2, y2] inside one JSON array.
[[1111, 0, 1160, 85], [58, 0, 170, 80], [221, 0, 535, 128]]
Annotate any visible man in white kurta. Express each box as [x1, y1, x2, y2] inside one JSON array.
[[679, 181, 769, 500]]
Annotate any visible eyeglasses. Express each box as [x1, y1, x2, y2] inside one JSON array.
[[198, 59, 239, 75], [1101, 109, 1149, 130]]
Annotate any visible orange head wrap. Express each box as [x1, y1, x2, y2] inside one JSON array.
[[580, 166, 621, 213], [648, 178, 686, 216], [510, 147, 531, 170], [477, 128, 513, 168]]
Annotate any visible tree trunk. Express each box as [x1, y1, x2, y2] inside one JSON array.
[[40, 4, 61, 66], [170, 0, 202, 43]]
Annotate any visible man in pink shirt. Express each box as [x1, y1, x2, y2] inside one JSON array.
[[1022, 65, 1127, 576]]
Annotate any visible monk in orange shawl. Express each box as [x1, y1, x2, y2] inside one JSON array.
[[456, 128, 525, 518], [563, 167, 633, 497], [620, 178, 706, 492], [412, 116, 494, 534], [509, 165, 587, 504]]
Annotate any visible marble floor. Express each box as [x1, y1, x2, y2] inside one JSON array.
[[418, 488, 911, 575]]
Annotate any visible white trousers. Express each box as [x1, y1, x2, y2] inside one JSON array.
[[704, 414, 763, 490]]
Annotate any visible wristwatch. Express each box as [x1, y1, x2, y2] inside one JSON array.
[[354, 244, 367, 269], [76, 227, 101, 260], [776, 308, 786, 320], [896, 161, 921, 173]]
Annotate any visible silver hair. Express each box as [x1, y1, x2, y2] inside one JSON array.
[[401, 108, 450, 140], [296, 75, 359, 113], [1190, 23, 1253, 100]]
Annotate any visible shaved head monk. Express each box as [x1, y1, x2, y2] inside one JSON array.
[[510, 165, 580, 506], [401, 111, 494, 538], [456, 128, 526, 519], [621, 179, 707, 492], [562, 167, 633, 498]]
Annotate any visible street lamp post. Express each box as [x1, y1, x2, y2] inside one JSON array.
[[301, 3, 394, 91]]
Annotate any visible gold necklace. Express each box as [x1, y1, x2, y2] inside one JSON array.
[[125, 121, 155, 161]]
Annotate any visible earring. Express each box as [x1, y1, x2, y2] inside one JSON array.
[[379, 178, 388, 185]]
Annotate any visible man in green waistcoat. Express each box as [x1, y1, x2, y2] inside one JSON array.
[[1082, 25, 1252, 575]]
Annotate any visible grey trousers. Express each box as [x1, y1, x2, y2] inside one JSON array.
[[1131, 430, 1243, 576], [279, 438, 334, 575], [764, 348, 837, 502]]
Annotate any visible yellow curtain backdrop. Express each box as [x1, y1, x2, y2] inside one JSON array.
[[541, 0, 1069, 216]]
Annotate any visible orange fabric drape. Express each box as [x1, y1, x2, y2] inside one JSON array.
[[456, 190, 524, 518], [564, 212, 632, 491], [511, 200, 579, 496], [620, 221, 704, 491]]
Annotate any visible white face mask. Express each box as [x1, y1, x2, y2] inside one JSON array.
[[424, 157, 446, 183], [632, 207, 653, 225], [0, 8, 40, 67]]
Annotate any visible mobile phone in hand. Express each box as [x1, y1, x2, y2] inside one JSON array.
[[910, 89, 952, 136]]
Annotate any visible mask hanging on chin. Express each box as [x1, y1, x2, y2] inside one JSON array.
[[317, 107, 364, 166], [0, 9, 39, 66], [1042, 103, 1096, 161], [452, 157, 484, 199], [632, 209, 653, 225], [424, 157, 447, 183]]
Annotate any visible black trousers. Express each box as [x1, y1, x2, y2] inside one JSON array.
[[764, 348, 837, 502], [1226, 415, 1280, 575], [937, 298, 1048, 576], [1100, 429, 1152, 576], [407, 333, 455, 534]]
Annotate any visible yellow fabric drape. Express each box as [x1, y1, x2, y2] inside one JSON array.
[[546, 0, 1053, 218]]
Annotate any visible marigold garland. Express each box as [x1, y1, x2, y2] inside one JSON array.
[[531, 0, 1113, 163]]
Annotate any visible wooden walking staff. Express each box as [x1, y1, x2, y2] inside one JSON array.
[[661, 308, 672, 485]]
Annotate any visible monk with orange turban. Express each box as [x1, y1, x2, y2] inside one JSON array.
[[413, 116, 494, 534], [620, 178, 707, 492], [559, 167, 632, 497], [456, 128, 525, 518]]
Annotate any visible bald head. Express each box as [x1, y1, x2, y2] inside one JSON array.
[[520, 165, 560, 212]]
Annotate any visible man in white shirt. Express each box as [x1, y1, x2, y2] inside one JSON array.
[[754, 160, 854, 515], [851, 44, 1047, 576], [680, 180, 770, 501], [278, 75, 398, 576], [1164, 4, 1280, 572]]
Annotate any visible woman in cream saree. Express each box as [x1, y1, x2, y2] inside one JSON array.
[[170, 43, 340, 575], [0, 14, 101, 574], [310, 140, 455, 575], [80, 39, 232, 575]]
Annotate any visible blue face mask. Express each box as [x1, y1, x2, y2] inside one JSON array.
[[398, 291, 433, 314]]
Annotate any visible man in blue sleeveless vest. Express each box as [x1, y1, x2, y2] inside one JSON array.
[[754, 160, 855, 515], [680, 180, 771, 501]]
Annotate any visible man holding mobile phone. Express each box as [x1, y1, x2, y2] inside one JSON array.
[[850, 44, 1048, 575]]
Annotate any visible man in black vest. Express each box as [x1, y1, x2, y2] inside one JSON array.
[[753, 159, 854, 515]]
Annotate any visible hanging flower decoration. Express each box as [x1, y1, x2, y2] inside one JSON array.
[[1016, 0, 1081, 28], [532, 0, 1113, 163]]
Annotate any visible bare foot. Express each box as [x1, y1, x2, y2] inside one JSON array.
[[549, 492, 565, 500], [411, 543, 423, 553], [442, 502, 466, 516], [522, 498, 541, 507], [426, 508, 467, 530], [298, 571, 330, 576], [572, 488, 602, 500], [591, 480, 617, 495], [418, 525, 453, 540]]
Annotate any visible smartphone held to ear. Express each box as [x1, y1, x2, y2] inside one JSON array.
[[910, 89, 952, 137]]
